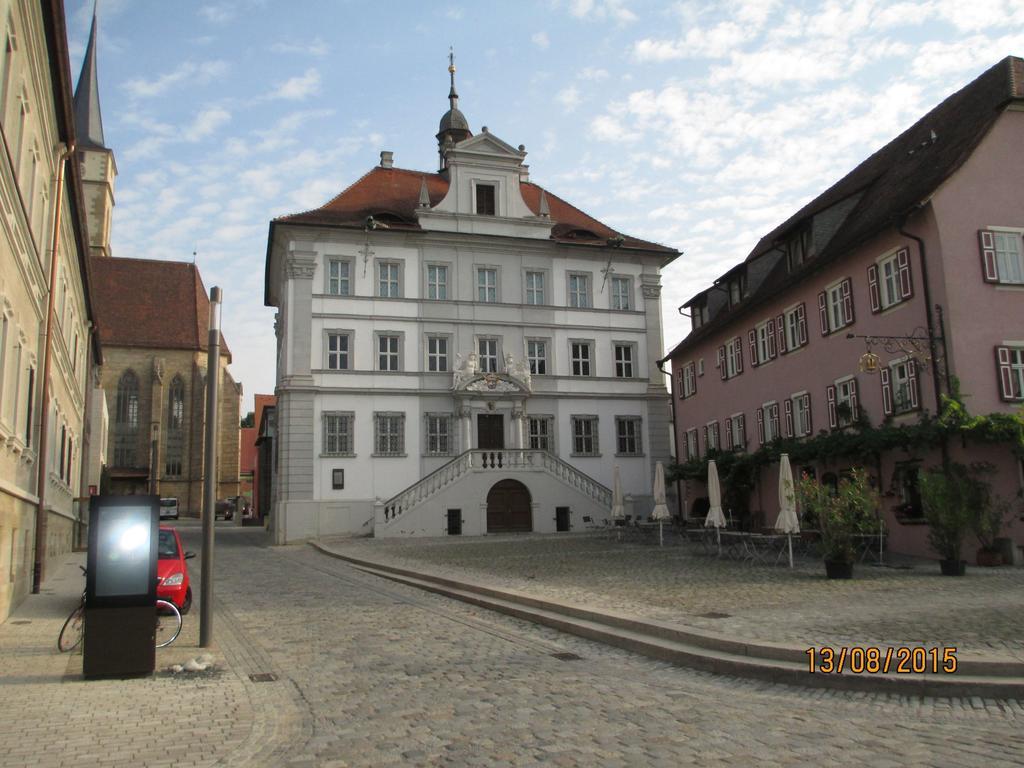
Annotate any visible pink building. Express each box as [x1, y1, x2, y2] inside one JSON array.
[[662, 57, 1024, 563]]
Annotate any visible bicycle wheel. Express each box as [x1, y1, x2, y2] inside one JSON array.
[[154, 600, 182, 648], [57, 605, 84, 652]]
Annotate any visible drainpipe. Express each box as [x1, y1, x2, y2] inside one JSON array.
[[897, 212, 949, 466], [75, 322, 95, 550], [656, 358, 683, 520], [33, 141, 74, 593]]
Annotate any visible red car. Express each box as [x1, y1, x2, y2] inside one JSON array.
[[157, 526, 194, 614]]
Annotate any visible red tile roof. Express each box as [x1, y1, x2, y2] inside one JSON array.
[[274, 166, 677, 254], [89, 256, 232, 360]]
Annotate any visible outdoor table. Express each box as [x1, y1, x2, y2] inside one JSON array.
[[719, 531, 749, 560], [685, 527, 716, 555], [853, 532, 886, 563]]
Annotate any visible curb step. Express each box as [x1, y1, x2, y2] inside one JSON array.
[[310, 543, 1024, 699]]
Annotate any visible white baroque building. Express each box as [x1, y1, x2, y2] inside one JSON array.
[[264, 64, 679, 542]]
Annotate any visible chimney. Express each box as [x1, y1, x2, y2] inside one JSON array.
[[379, 151, 394, 169]]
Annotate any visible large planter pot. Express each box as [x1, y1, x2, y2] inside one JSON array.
[[824, 560, 854, 579], [939, 559, 967, 576], [975, 548, 1003, 567]]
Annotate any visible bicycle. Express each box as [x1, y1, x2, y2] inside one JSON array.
[[58, 566, 183, 651]]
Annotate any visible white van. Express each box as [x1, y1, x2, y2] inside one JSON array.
[[159, 497, 179, 520]]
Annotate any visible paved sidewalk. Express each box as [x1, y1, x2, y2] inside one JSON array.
[[317, 533, 1024, 658], [3, 527, 1023, 767]]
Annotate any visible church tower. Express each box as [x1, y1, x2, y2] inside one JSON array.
[[73, 9, 116, 257], [436, 49, 472, 171]]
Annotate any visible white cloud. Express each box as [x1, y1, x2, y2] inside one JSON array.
[[445, 7, 465, 20], [532, 31, 550, 49], [567, 0, 637, 23], [556, 86, 582, 112], [271, 38, 329, 57], [269, 68, 321, 100], [200, 4, 235, 23], [122, 60, 229, 98], [188, 107, 231, 141], [578, 67, 610, 81]]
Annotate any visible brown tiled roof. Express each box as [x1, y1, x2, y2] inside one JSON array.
[[663, 55, 1024, 362], [90, 256, 232, 361], [274, 165, 676, 254]]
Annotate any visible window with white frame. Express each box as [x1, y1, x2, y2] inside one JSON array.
[[784, 304, 807, 350], [757, 321, 773, 364], [996, 347, 1024, 401], [477, 337, 500, 373], [377, 261, 401, 298], [725, 337, 742, 378], [879, 253, 901, 308], [571, 415, 599, 456], [829, 377, 858, 428], [377, 334, 400, 371], [820, 278, 854, 334], [704, 420, 719, 451], [613, 343, 634, 378], [570, 341, 592, 376], [685, 428, 698, 459], [728, 414, 745, 450], [477, 267, 497, 303], [681, 362, 696, 397], [373, 412, 405, 456], [889, 359, 919, 414], [427, 264, 448, 300], [793, 393, 812, 437], [327, 259, 351, 296], [763, 402, 780, 442], [568, 273, 591, 308], [986, 231, 1024, 284], [426, 335, 449, 372], [616, 417, 642, 456], [525, 271, 545, 305], [528, 416, 553, 451], [323, 412, 355, 456], [326, 332, 351, 370], [610, 276, 631, 310], [425, 414, 452, 456], [526, 339, 547, 375]]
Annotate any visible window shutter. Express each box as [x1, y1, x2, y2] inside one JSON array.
[[907, 359, 919, 409], [841, 278, 855, 326], [748, 329, 758, 367], [734, 337, 743, 374], [776, 313, 786, 355], [771, 403, 780, 437], [880, 367, 893, 415], [738, 414, 746, 447], [712, 422, 720, 449], [897, 248, 913, 299], [766, 317, 777, 358], [784, 398, 794, 438], [676, 369, 684, 400], [826, 385, 837, 428], [996, 346, 1015, 400], [718, 345, 727, 380], [980, 230, 999, 283], [724, 417, 733, 450], [796, 303, 808, 346], [756, 407, 765, 446], [849, 377, 859, 415], [818, 291, 829, 335], [803, 394, 812, 435], [702, 425, 708, 453], [867, 264, 881, 313]]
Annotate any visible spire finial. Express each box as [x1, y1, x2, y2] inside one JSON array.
[[448, 46, 458, 109]]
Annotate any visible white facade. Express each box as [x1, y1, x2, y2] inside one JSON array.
[[266, 125, 677, 542]]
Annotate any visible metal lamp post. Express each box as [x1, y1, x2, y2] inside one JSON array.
[[199, 287, 222, 648]]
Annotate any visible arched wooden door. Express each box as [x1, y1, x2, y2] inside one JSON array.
[[486, 479, 532, 533]]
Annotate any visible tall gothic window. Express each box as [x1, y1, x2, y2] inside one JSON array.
[[165, 376, 185, 477], [114, 370, 139, 467]]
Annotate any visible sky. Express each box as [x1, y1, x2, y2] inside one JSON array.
[[66, 0, 1024, 415]]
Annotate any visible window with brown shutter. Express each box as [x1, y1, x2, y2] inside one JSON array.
[[980, 230, 999, 282], [775, 313, 786, 355], [867, 264, 881, 313], [748, 329, 758, 367], [724, 417, 733, 450], [756, 407, 765, 446], [996, 346, 1023, 400], [796, 303, 808, 346], [897, 247, 913, 298], [826, 385, 837, 429], [841, 278, 855, 326], [784, 398, 793, 438], [880, 367, 893, 415], [718, 345, 727, 380], [818, 292, 828, 335]]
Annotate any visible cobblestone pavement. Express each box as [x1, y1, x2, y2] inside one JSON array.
[[2, 525, 1023, 767], [318, 533, 1024, 658]]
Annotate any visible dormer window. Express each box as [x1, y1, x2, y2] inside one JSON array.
[[475, 183, 496, 215], [786, 225, 812, 271], [727, 273, 745, 307], [691, 300, 708, 330]]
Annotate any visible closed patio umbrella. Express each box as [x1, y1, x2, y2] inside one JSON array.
[[610, 466, 625, 539], [774, 453, 800, 568], [705, 459, 726, 555], [651, 461, 670, 546]]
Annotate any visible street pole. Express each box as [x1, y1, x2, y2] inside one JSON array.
[[199, 286, 222, 648]]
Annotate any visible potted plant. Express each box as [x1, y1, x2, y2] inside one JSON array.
[[797, 469, 878, 579], [919, 463, 984, 575]]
